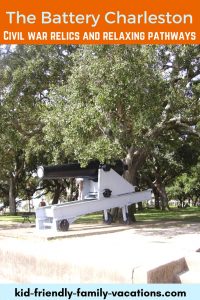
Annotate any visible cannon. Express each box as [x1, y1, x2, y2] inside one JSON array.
[[35, 162, 151, 231]]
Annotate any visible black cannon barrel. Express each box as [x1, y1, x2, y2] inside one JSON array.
[[37, 160, 127, 180], [37, 162, 99, 180]]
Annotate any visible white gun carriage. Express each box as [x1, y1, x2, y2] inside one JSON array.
[[36, 162, 151, 231]]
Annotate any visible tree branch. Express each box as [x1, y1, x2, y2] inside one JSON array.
[[147, 103, 200, 139]]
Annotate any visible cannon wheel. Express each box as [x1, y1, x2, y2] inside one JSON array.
[[59, 219, 69, 231], [103, 212, 113, 225]]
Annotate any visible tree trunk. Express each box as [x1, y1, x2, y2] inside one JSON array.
[[125, 148, 147, 220], [52, 181, 62, 205], [111, 147, 146, 223], [152, 186, 160, 209], [125, 158, 138, 222], [9, 175, 16, 214], [152, 160, 170, 211], [154, 177, 170, 210]]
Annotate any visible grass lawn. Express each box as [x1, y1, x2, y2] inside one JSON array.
[[0, 214, 35, 223], [76, 207, 200, 223], [0, 207, 199, 224], [135, 206, 200, 222]]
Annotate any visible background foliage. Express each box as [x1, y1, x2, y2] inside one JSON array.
[[0, 44, 199, 214]]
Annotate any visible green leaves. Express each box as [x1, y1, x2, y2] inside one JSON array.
[[0, 45, 76, 205], [0, 44, 199, 208], [44, 45, 168, 163]]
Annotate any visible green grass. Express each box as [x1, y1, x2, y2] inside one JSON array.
[[0, 207, 199, 224], [135, 207, 200, 222], [0, 215, 35, 223], [76, 207, 200, 223], [75, 212, 103, 224]]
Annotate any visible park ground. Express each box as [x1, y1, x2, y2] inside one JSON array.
[[0, 207, 200, 283]]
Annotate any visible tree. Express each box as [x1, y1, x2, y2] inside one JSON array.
[[167, 158, 200, 206], [43, 45, 200, 218], [1, 45, 199, 217], [0, 45, 76, 213], [140, 133, 200, 209]]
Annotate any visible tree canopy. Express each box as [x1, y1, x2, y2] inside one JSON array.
[[0, 44, 199, 214], [0, 45, 76, 212]]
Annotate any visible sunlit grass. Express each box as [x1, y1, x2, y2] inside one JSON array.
[[0, 215, 35, 223], [75, 212, 103, 224], [135, 207, 200, 222], [77, 207, 200, 223], [0, 207, 199, 224]]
